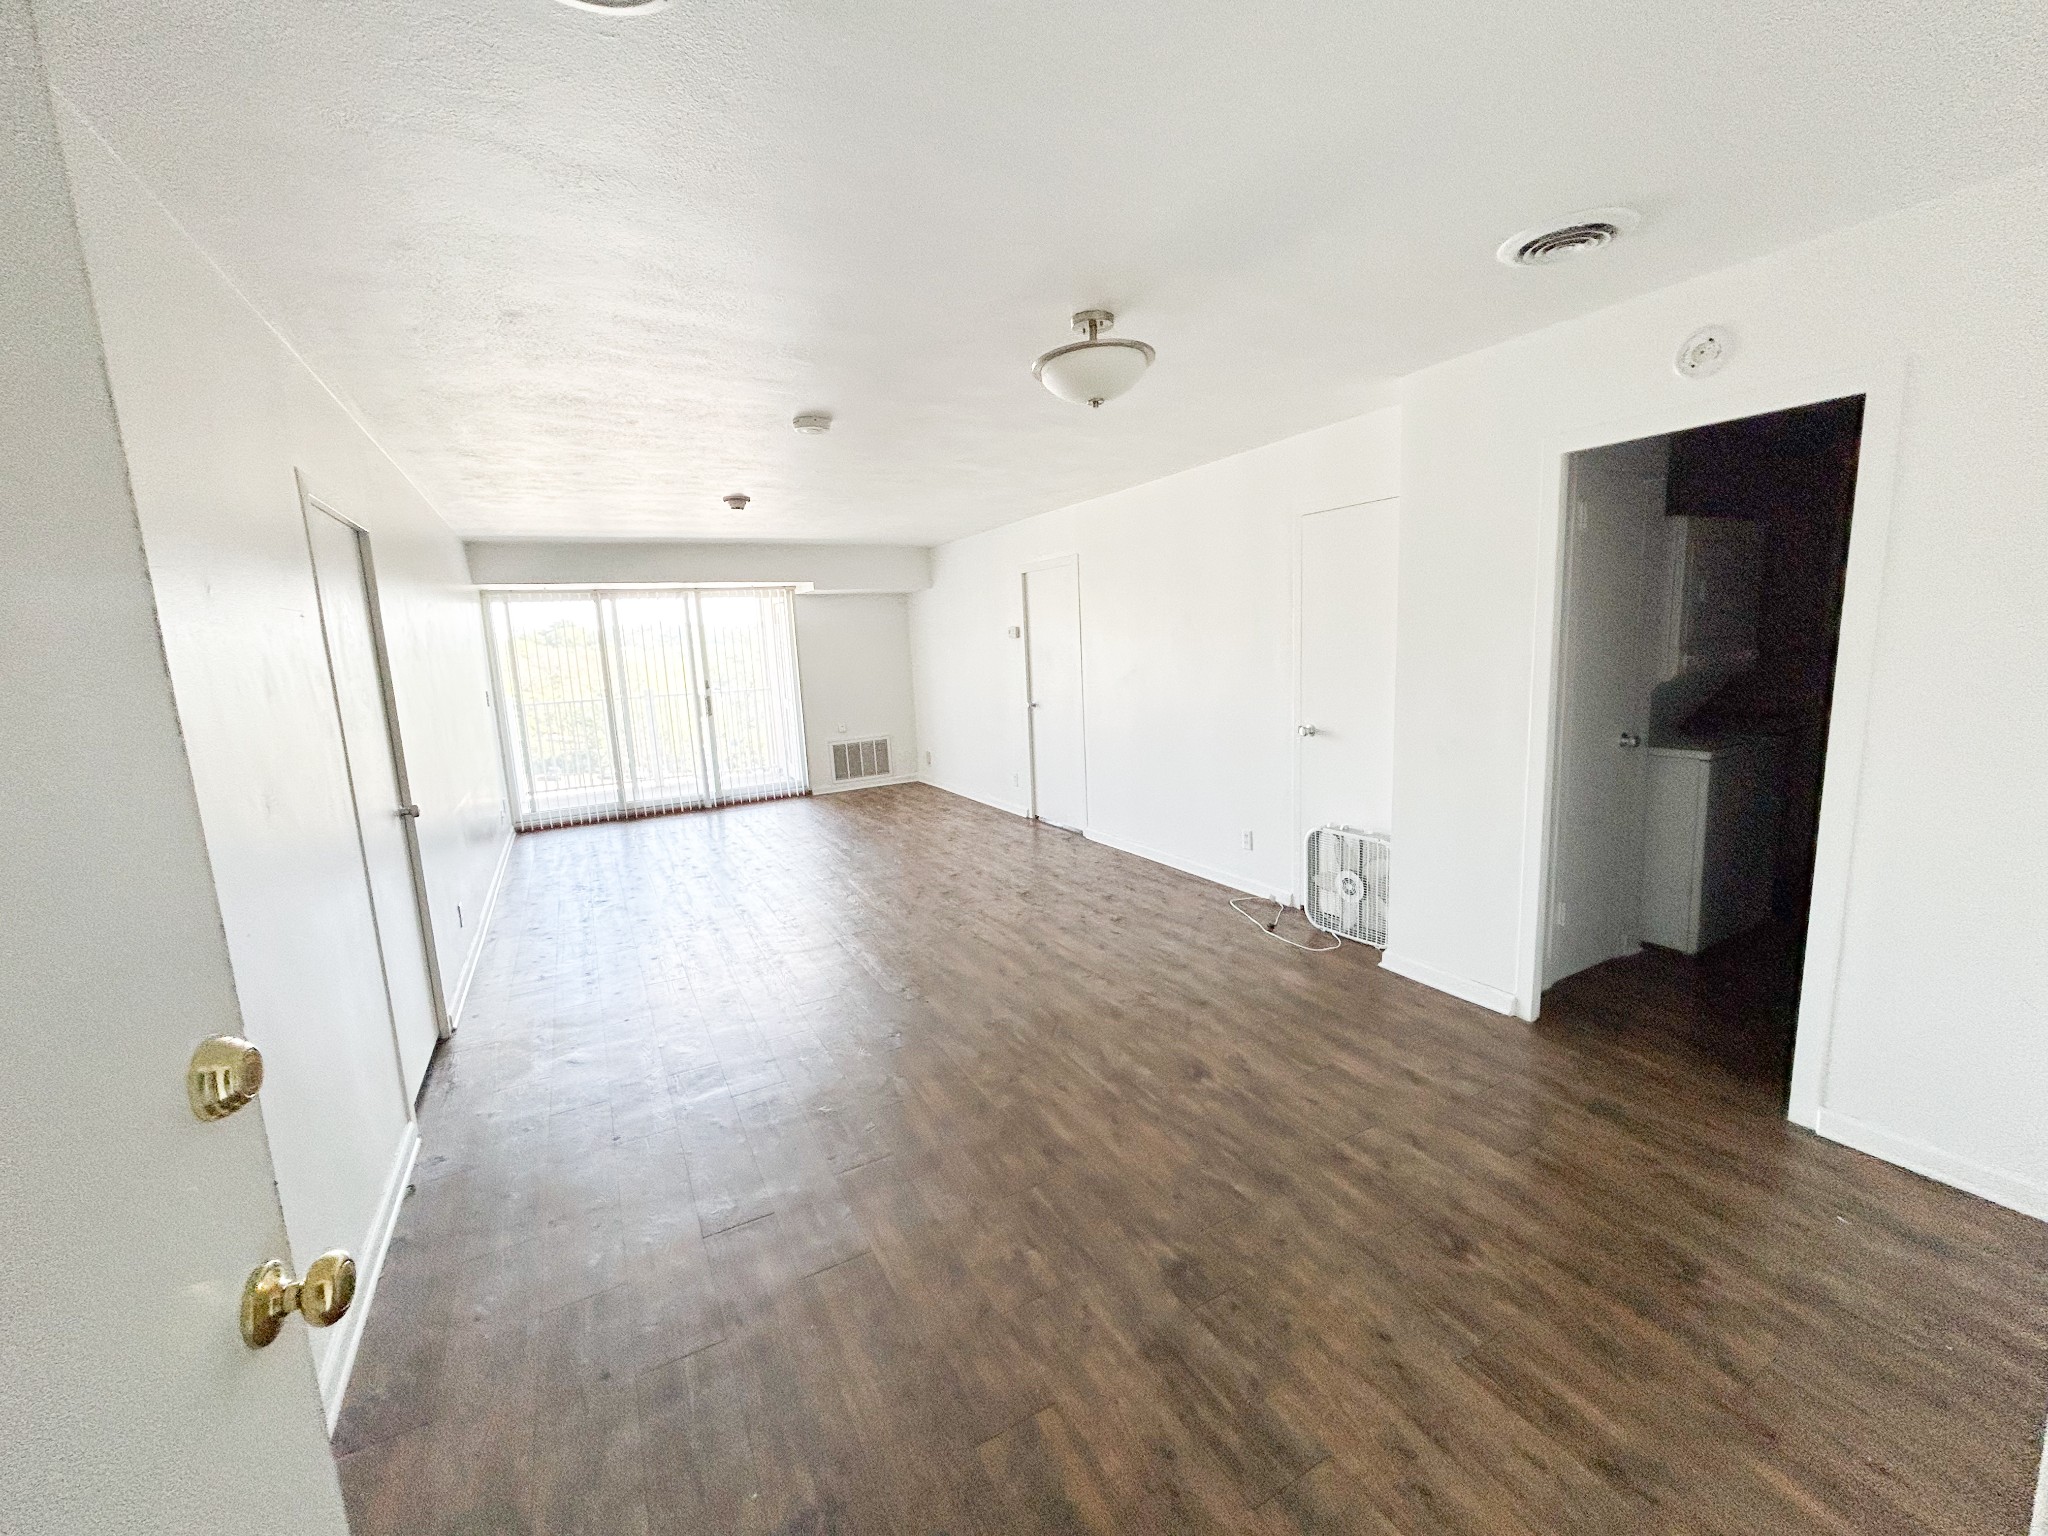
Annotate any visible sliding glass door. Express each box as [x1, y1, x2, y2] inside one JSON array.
[[487, 587, 808, 829]]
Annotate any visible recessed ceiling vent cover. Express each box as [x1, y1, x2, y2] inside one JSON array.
[[1512, 222, 1617, 264], [1496, 206, 1641, 267], [555, 0, 670, 14]]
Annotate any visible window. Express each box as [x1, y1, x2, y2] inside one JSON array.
[[486, 587, 808, 829]]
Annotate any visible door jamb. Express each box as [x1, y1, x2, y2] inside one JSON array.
[[1516, 360, 1907, 1132]]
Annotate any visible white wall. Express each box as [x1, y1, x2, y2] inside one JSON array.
[[796, 594, 920, 793], [56, 105, 514, 1404], [467, 538, 930, 593], [0, 1, 348, 1525], [1389, 165, 2048, 1217], [911, 409, 1400, 901]]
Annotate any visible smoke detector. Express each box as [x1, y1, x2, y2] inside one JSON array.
[[1496, 207, 1641, 267], [1675, 327, 1732, 378], [723, 493, 751, 511], [554, 0, 670, 13], [792, 413, 832, 435]]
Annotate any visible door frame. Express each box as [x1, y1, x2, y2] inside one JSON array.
[[1291, 495, 1399, 909], [297, 473, 452, 1044], [1020, 554, 1087, 829], [1519, 360, 1906, 1131]]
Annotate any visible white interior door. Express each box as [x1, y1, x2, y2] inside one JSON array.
[[3, 75, 349, 1513], [306, 503, 442, 1100], [1297, 499, 1401, 868], [1023, 559, 1087, 831], [1545, 441, 1666, 987]]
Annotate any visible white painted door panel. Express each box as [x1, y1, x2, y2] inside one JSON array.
[[1023, 561, 1087, 831], [1546, 444, 1665, 987], [306, 505, 440, 1100], [1297, 500, 1400, 864], [2, 15, 349, 1516]]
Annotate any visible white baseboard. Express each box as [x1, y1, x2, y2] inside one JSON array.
[[811, 773, 921, 796], [918, 777, 1031, 819], [1813, 1108, 2048, 1224], [1082, 826, 1293, 905], [1379, 950, 1518, 1015], [446, 828, 513, 1034], [318, 1120, 419, 1431]]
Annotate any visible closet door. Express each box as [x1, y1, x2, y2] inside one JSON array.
[[1023, 559, 1086, 831], [305, 503, 443, 1096]]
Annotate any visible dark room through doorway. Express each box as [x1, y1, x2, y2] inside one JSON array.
[[1542, 395, 1866, 1099]]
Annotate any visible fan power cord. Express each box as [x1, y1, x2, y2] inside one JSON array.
[[1229, 895, 1341, 953]]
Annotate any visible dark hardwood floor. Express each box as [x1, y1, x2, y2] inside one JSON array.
[[335, 783, 2048, 1534], [1542, 919, 1809, 1104]]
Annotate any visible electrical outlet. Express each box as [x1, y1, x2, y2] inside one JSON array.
[[1242, 831, 1255, 851]]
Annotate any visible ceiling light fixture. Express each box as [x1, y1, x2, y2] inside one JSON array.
[[553, 0, 671, 15], [792, 413, 832, 435], [1033, 309, 1155, 408], [1495, 206, 1641, 267], [723, 493, 751, 511]]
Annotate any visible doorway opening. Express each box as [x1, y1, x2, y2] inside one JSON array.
[[1541, 395, 1865, 1099]]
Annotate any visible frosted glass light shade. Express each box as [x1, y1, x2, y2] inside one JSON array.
[[1033, 338, 1155, 407]]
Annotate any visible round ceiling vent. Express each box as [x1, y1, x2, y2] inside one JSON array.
[[554, 0, 671, 14], [1496, 207, 1641, 267]]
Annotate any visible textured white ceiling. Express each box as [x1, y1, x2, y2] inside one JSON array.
[[37, 0, 2048, 543]]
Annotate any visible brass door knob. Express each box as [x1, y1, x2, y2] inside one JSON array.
[[188, 1036, 263, 1121], [240, 1250, 356, 1349]]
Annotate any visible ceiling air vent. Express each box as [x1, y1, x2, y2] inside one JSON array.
[[555, 0, 670, 13], [832, 738, 892, 783], [1496, 206, 1641, 267]]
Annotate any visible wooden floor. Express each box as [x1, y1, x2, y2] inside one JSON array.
[[336, 784, 2048, 1535]]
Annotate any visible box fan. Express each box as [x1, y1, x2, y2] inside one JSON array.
[[1304, 826, 1390, 947]]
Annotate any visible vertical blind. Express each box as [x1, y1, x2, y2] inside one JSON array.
[[486, 586, 809, 830]]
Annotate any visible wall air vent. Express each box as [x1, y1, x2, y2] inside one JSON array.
[[831, 737, 892, 783], [1496, 206, 1641, 267]]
